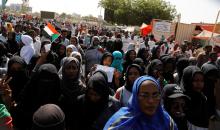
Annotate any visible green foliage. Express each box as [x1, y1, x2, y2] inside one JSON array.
[[99, 0, 177, 25]]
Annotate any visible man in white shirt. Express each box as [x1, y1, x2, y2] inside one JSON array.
[[122, 32, 132, 52]]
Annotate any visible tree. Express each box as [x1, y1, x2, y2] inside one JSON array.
[[99, 0, 177, 25], [60, 12, 67, 19]]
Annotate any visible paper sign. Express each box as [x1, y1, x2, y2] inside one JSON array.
[[155, 21, 171, 32], [96, 65, 115, 82]]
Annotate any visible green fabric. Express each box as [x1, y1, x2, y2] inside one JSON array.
[[163, 79, 168, 86], [51, 34, 60, 42], [0, 104, 10, 118]]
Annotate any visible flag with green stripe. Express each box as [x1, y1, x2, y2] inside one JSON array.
[[44, 22, 60, 42]]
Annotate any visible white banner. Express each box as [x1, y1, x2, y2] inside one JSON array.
[[155, 21, 171, 32]]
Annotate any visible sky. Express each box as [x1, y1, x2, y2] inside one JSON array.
[[5, 0, 220, 24]]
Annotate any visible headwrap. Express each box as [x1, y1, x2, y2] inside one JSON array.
[[66, 44, 78, 56], [20, 35, 35, 64], [111, 51, 123, 73], [127, 43, 136, 52], [104, 76, 176, 130], [100, 52, 113, 65], [61, 57, 85, 101], [32, 104, 65, 130]]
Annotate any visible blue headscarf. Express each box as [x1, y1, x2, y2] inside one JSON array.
[[104, 76, 177, 130], [111, 51, 123, 73]]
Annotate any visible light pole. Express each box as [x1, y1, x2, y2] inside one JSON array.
[[209, 9, 220, 45]]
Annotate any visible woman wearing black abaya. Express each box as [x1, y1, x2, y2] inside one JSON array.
[[151, 45, 161, 60], [181, 66, 209, 129], [73, 70, 121, 130], [0, 43, 9, 77], [123, 49, 136, 76], [6, 32, 19, 55], [201, 63, 219, 118], [137, 47, 151, 66], [160, 55, 176, 84], [13, 64, 61, 130], [146, 59, 166, 88], [173, 57, 189, 85], [7, 56, 29, 102], [59, 57, 86, 129]]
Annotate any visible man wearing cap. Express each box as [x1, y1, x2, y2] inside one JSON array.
[[162, 84, 190, 130]]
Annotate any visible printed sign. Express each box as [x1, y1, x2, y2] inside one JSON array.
[[154, 21, 171, 32], [40, 11, 55, 20], [96, 65, 115, 82]]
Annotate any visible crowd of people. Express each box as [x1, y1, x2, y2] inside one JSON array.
[[0, 14, 220, 130]]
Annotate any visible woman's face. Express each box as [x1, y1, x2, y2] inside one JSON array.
[[103, 56, 113, 66], [93, 37, 100, 46], [142, 49, 149, 58], [129, 51, 136, 61], [192, 73, 204, 92], [153, 64, 163, 79], [128, 67, 140, 85], [66, 48, 73, 57], [70, 37, 77, 46], [87, 89, 101, 103], [59, 46, 66, 55], [156, 47, 161, 58], [10, 63, 23, 72], [64, 61, 78, 80], [138, 80, 160, 116]]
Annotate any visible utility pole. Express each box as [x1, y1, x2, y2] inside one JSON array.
[[209, 10, 220, 45]]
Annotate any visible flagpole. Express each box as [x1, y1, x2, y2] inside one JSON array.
[[209, 10, 220, 45]]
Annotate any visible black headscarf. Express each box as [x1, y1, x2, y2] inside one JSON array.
[[124, 64, 143, 92], [55, 43, 66, 64], [14, 64, 61, 129], [100, 52, 113, 65], [137, 48, 150, 65], [61, 57, 85, 102], [160, 55, 175, 83], [112, 39, 124, 55], [46, 51, 60, 70], [181, 65, 209, 127], [146, 59, 163, 79], [28, 63, 61, 107], [7, 56, 28, 102], [151, 45, 160, 60], [0, 43, 7, 58], [133, 58, 145, 73], [32, 104, 65, 130], [176, 58, 189, 84], [7, 32, 19, 54], [201, 63, 219, 117], [0, 43, 8, 69], [86, 70, 110, 105], [181, 66, 203, 93], [78, 70, 110, 127], [123, 50, 136, 74]]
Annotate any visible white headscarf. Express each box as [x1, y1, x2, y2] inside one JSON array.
[[20, 35, 35, 64], [127, 43, 136, 52], [91, 36, 100, 47], [66, 44, 78, 55]]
